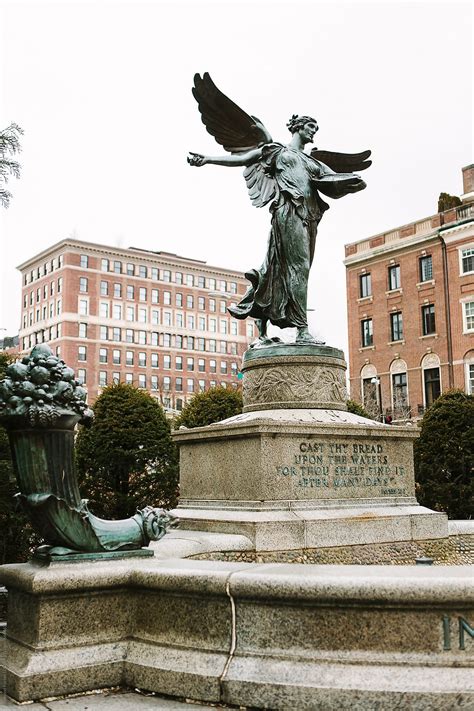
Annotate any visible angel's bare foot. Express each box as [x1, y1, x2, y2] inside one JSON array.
[[296, 327, 324, 344]]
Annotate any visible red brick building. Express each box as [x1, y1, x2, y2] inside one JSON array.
[[17, 239, 253, 411], [345, 165, 474, 420]]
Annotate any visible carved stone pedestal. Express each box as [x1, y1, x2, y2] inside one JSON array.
[[174, 344, 448, 552]]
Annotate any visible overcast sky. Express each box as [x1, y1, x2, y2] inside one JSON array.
[[1, 0, 472, 354]]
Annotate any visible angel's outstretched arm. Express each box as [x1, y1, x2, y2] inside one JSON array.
[[188, 147, 263, 168]]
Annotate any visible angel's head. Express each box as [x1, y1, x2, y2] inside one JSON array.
[[287, 115, 318, 144]]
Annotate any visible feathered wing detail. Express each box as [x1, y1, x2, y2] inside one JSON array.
[[192, 72, 272, 153], [243, 162, 278, 208], [310, 149, 372, 173]]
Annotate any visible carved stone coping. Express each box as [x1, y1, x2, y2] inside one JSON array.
[[243, 343, 344, 363], [242, 351, 348, 413]]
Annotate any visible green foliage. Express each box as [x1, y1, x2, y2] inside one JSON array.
[[0, 123, 23, 208], [346, 399, 370, 419], [437, 192, 461, 213], [414, 390, 474, 520], [0, 351, 37, 563], [76, 383, 179, 519], [174, 386, 243, 429]]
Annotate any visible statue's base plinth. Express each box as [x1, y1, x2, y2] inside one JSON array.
[[32, 546, 154, 565], [173, 343, 447, 552]]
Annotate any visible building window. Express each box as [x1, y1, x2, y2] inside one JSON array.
[[186, 274, 194, 287], [151, 375, 158, 390], [209, 359, 216, 373], [461, 247, 474, 274], [100, 325, 108, 340], [388, 264, 401, 291], [126, 305, 135, 321], [138, 265, 147, 278], [359, 273, 371, 298], [152, 289, 159, 304], [99, 371, 107, 387], [101, 259, 109, 272], [163, 334, 171, 347], [151, 353, 159, 367], [230, 321, 238, 336], [80, 254, 89, 268], [79, 323, 87, 338], [199, 379, 205, 392], [57, 277, 63, 293], [208, 339, 216, 352], [138, 374, 146, 388], [361, 318, 373, 347], [187, 357, 194, 371], [163, 376, 171, 391], [78, 346, 87, 361], [164, 355, 171, 369], [114, 283, 122, 298], [210, 318, 217, 332], [150, 332, 158, 346], [209, 299, 216, 313], [176, 293, 183, 307], [112, 372, 120, 384], [163, 270, 171, 282], [113, 304, 122, 320], [419, 255, 433, 282], [151, 267, 159, 280], [424, 368, 441, 408], [462, 301, 474, 332], [79, 299, 88, 316], [198, 358, 205, 372], [137, 330, 146, 345], [127, 285, 134, 300], [390, 312, 403, 341], [467, 363, 474, 394], [113, 349, 121, 364], [152, 309, 159, 325], [112, 327, 121, 342], [100, 281, 109, 296], [176, 356, 183, 370], [198, 296, 205, 310], [77, 369, 86, 385], [113, 260, 122, 274], [220, 361, 227, 374], [99, 348, 107, 363], [100, 302, 109, 318], [125, 373, 133, 384], [231, 362, 238, 376], [220, 300, 226, 314], [139, 287, 147, 302], [138, 307, 147, 323], [175, 272, 183, 285], [186, 295, 194, 309], [246, 321, 254, 338], [164, 291, 171, 305], [187, 315, 195, 330], [126, 263, 135, 276], [392, 372, 408, 412], [230, 282, 237, 294], [421, 304, 436, 335], [126, 350, 134, 365], [219, 341, 226, 354], [197, 276, 205, 288], [176, 377, 183, 392], [138, 352, 146, 367], [126, 329, 134, 343], [187, 378, 194, 393], [187, 336, 195, 350]]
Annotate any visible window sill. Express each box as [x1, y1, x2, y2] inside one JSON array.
[[357, 296, 373, 304], [388, 340, 405, 346], [386, 288, 403, 296], [419, 333, 438, 339], [416, 280, 435, 289], [359, 345, 375, 352]]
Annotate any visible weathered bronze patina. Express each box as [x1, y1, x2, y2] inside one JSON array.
[[0, 344, 177, 559], [188, 72, 371, 346]]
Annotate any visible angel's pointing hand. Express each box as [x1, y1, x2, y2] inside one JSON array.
[[187, 152, 208, 167]]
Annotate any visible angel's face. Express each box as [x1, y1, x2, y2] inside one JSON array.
[[300, 121, 318, 144]]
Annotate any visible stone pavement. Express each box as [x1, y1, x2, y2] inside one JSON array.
[[0, 690, 227, 710]]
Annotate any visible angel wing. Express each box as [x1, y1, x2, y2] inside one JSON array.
[[192, 72, 272, 152], [310, 149, 372, 173], [192, 73, 277, 208]]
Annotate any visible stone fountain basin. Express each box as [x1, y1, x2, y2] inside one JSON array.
[[0, 537, 472, 709]]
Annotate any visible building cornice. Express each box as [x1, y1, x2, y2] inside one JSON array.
[[16, 237, 247, 280]]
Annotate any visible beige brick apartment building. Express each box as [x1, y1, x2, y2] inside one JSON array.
[[344, 165, 474, 420], [17, 239, 253, 411]]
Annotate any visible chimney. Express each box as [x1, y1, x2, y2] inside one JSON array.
[[461, 164, 474, 198]]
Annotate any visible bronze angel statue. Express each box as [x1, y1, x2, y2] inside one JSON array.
[[188, 73, 371, 346]]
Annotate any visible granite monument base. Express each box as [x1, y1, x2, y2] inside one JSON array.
[[174, 407, 448, 551]]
